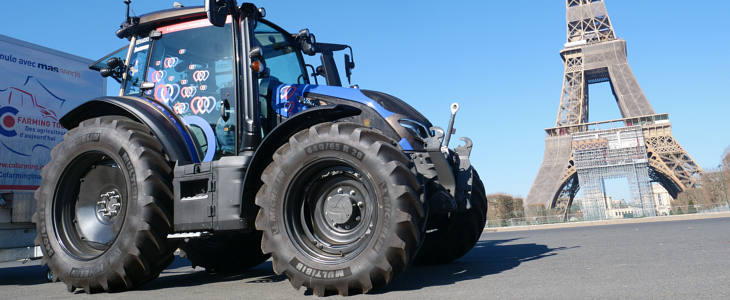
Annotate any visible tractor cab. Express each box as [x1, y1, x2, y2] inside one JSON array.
[[92, 3, 356, 163]]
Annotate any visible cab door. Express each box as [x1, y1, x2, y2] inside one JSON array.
[[126, 18, 238, 162]]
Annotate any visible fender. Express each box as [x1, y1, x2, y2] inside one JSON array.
[[60, 96, 199, 164], [240, 104, 361, 218]]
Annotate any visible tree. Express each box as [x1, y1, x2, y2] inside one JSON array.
[[486, 193, 526, 226], [687, 200, 697, 214], [512, 197, 525, 219]]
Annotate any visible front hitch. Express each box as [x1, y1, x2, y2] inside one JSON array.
[[418, 103, 474, 212]]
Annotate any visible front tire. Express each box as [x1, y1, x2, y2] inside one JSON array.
[[255, 123, 425, 296], [33, 117, 176, 292], [414, 169, 487, 265]]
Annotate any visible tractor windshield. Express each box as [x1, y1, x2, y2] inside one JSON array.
[[124, 18, 236, 161], [253, 21, 308, 84]]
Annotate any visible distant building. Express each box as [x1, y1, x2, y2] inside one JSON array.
[[652, 183, 672, 216], [574, 190, 670, 220], [604, 196, 642, 219]]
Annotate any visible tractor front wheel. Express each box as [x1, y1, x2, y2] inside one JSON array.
[[255, 122, 425, 296]]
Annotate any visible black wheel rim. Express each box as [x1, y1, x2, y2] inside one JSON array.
[[284, 159, 378, 264], [52, 151, 128, 260]]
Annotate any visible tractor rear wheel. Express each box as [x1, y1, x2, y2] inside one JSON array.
[[255, 122, 425, 296], [33, 116, 176, 293], [414, 169, 487, 265]]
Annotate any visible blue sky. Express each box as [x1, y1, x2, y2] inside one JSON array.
[[1, 1, 728, 197]]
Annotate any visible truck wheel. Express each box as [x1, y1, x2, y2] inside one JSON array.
[[414, 169, 487, 265], [181, 231, 270, 274], [33, 116, 176, 293], [255, 122, 425, 296]]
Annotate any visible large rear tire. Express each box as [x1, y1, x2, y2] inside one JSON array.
[[180, 231, 270, 274], [414, 169, 487, 265], [33, 117, 176, 292], [255, 122, 425, 296]]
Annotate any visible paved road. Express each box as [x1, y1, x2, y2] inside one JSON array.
[[2, 217, 729, 299]]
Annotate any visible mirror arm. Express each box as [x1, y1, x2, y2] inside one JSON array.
[[305, 64, 319, 85]]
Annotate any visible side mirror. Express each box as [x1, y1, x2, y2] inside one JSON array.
[[344, 54, 355, 85], [206, 0, 230, 27], [101, 57, 125, 83], [295, 29, 316, 56]]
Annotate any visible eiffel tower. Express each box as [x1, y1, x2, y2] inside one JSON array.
[[525, 0, 702, 219]]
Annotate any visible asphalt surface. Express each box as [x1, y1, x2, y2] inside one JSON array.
[[1, 217, 729, 299]]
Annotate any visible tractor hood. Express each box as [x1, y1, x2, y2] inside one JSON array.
[[270, 84, 434, 150], [359, 90, 433, 129]]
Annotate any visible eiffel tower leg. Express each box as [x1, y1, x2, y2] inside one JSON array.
[[644, 123, 703, 196], [525, 135, 575, 212]]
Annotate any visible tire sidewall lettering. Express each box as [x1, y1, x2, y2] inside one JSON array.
[[304, 142, 365, 161]]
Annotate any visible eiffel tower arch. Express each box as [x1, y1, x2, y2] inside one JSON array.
[[525, 0, 702, 219]]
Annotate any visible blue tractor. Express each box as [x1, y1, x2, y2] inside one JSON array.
[[33, 1, 486, 296]]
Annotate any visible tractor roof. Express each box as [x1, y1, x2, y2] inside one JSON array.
[[116, 6, 206, 39]]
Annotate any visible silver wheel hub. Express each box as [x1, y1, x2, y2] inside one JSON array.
[[96, 190, 121, 220], [324, 193, 353, 225]]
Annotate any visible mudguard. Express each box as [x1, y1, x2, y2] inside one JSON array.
[[60, 96, 199, 164]]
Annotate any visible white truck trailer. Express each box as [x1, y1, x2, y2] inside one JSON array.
[[0, 34, 105, 263]]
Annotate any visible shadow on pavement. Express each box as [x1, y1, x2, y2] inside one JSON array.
[[0, 262, 48, 286], [1, 238, 573, 294], [138, 259, 286, 291], [378, 238, 577, 293], [0, 256, 285, 290]]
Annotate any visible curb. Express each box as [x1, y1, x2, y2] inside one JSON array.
[[483, 211, 730, 233]]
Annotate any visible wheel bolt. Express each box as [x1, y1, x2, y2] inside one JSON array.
[[357, 202, 364, 208], [337, 188, 343, 194], [350, 190, 356, 196], [356, 216, 361, 221]]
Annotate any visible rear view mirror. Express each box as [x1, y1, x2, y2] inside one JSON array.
[[344, 54, 355, 85], [295, 29, 316, 56], [206, 0, 229, 27]]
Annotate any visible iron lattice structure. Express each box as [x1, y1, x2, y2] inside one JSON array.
[[526, 0, 702, 219]]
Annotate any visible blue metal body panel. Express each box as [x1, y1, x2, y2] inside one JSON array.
[[272, 84, 395, 119]]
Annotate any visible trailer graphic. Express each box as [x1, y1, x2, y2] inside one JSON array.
[[0, 33, 105, 264]]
